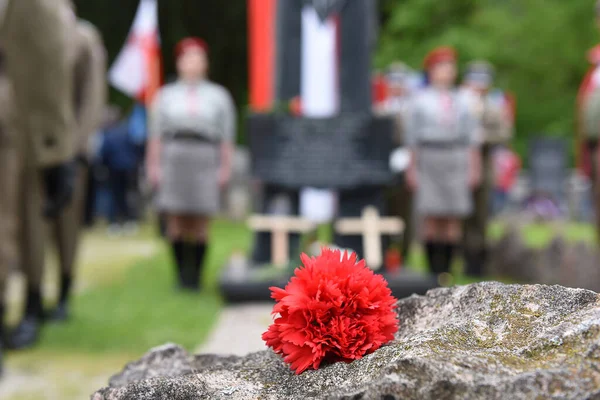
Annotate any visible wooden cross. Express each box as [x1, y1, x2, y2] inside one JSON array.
[[334, 206, 404, 270], [247, 215, 317, 268]]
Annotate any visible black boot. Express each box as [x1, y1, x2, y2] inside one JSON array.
[[442, 243, 456, 275], [192, 242, 207, 290], [0, 303, 5, 378], [464, 248, 484, 277], [425, 242, 445, 275], [50, 274, 72, 322], [8, 288, 44, 350], [180, 243, 199, 291], [171, 240, 185, 289], [425, 241, 436, 274]]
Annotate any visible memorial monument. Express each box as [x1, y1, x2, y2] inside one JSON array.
[[528, 137, 568, 207], [220, 0, 438, 302]]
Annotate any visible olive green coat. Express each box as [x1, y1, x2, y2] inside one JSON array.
[[1, 0, 76, 167], [53, 19, 107, 276], [0, 0, 76, 292], [0, 69, 16, 299]]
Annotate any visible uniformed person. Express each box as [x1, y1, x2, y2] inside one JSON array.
[[579, 2, 600, 242], [50, 14, 107, 321], [460, 61, 513, 277], [1, 0, 77, 352], [375, 62, 415, 260], [406, 47, 481, 276], [146, 37, 236, 291], [0, 48, 17, 376]]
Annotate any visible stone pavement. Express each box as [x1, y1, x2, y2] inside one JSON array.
[[197, 303, 274, 356]]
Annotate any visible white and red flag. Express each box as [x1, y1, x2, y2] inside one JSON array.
[[108, 0, 162, 106]]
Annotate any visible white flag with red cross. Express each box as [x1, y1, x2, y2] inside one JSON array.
[[108, 0, 162, 106]]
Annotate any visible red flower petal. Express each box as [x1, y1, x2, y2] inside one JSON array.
[[263, 248, 399, 374]]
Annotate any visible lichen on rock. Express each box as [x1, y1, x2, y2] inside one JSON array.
[[92, 282, 600, 400]]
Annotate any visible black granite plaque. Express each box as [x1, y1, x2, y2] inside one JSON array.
[[248, 113, 395, 189], [528, 138, 567, 202], [219, 258, 439, 303]]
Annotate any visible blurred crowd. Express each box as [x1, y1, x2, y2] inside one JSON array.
[[86, 103, 146, 235], [373, 48, 518, 280]]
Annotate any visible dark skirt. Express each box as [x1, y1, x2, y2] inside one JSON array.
[[157, 139, 220, 216], [416, 145, 472, 217]]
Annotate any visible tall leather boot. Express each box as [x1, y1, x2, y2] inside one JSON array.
[[464, 247, 485, 277], [443, 243, 456, 275], [192, 242, 207, 290], [180, 243, 200, 291], [0, 303, 5, 378], [171, 240, 185, 289], [8, 288, 43, 350], [425, 242, 445, 275], [50, 274, 72, 322]]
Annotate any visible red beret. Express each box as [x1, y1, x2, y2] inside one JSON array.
[[423, 46, 457, 70], [175, 37, 209, 59], [588, 45, 600, 65]]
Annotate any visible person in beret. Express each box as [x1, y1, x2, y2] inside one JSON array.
[[460, 60, 513, 277], [406, 46, 481, 279], [146, 37, 236, 291]]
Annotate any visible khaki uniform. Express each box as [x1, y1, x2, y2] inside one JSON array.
[[0, 0, 75, 295], [0, 69, 17, 301], [53, 20, 106, 278], [462, 89, 512, 275]]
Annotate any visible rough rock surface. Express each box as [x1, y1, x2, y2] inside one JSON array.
[[93, 282, 600, 400]]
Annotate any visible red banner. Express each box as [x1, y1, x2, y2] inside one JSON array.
[[248, 0, 276, 112]]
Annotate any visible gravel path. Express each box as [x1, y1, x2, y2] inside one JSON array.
[[197, 303, 274, 356]]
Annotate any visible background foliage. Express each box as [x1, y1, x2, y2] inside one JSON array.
[[378, 0, 598, 161], [75, 0, 599, 161]]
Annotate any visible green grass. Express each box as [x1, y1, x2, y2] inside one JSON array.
[[489, 221, 596, 248], [34, 218, 597, 356], [11, 218, 599, 356], [38, 219, 252, 354], [406, 221, 597, 286]]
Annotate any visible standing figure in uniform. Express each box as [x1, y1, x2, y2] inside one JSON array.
[[0, 48, 17, 376], [460, 61, 513, 277], [146, 38, 236, 291], [50, 13, 107, 321], [375, 62, 415, 260], [578, 1, 600, 242], [406, 47, 481, 277], [0, 0, 76, 355]]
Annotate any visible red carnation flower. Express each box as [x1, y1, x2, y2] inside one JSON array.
[[262, 248, 399, 374]]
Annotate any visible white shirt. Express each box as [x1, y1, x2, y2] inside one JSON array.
[[591, 65, 600, 88]]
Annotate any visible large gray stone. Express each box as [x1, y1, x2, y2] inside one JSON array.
[[92, 282, 600, 400]]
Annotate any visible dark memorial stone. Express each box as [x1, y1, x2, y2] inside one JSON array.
[[528, 138, 567, 203], [309, 0, 349, 22], [248, 113, 395, 189], [219, 258, 439, 303]]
